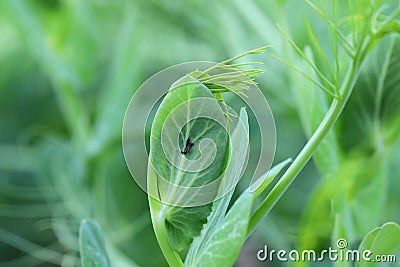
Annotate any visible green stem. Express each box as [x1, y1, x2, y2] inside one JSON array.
[[148, 164, 184, 267], [149, 197, 184, 267], [248, 56, 363, 235]]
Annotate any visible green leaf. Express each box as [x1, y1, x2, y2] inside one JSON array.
[[251, 157, 292, 198], [341, 35, 400, 153], [358, 222, 400, 267], [297, 36, 400, 254], [297, 154, 389, 252], [346, 157, 388, 237], [188, 157, 292, 267], [149, 75, 229, 251], [185, 108, 249, 266], [190, 190, 254, 267], [79, 219, 111, 267], [247, 158, 293, 234]]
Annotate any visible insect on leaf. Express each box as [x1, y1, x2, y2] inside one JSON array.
[[149, 75, 229, 251], [186, 108, 249, 266]]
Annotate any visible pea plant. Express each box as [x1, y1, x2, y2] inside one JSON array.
[[79, 1, 400, 267]]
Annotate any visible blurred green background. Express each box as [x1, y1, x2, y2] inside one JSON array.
[[0, 0, 399, 266]]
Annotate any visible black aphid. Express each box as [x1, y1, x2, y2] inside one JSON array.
[[181, 138, 194, 155]]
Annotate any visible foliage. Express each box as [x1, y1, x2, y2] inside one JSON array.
[[0, 0, 399, 267], [79, 220, 111, 267]]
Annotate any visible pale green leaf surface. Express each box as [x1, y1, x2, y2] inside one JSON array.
[[188, 158, 291, 267], [341, 36, 400, 153], [248, 158, 298, 235], [346, 157, 388, 237], [298, 36, 400, 253], [297, 155, 388, 251], [150, 75, 228, 189], [79, 220, 111, 267], [358, 222, 400, 267], [149, 76, 228, 251], [185, 108, 249, 266], [191, 190, 254, 267]]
